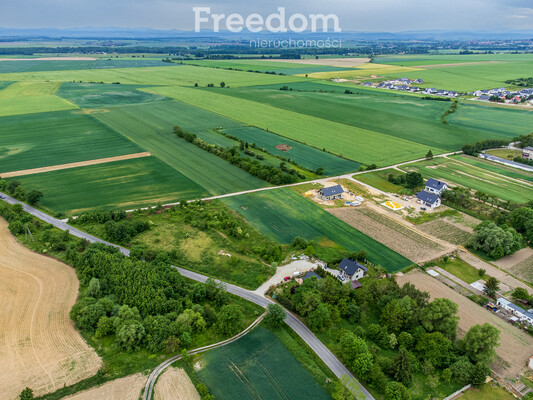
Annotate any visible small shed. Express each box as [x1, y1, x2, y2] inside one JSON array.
[[351, 280, 362, 290]]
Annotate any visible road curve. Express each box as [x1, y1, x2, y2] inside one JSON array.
[[0, 192, 373, 399], [143, 312, 266, 400]]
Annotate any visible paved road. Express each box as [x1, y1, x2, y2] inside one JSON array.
[[480, 152, 533, 173], [143, 312, 266, 400], [0, 192, 373, 399]]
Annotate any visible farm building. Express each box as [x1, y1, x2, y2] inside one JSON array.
[[318, 185, 344, 201], [338, 258, 367, 281], [302, 270, 322, 281], [424, 178, 448, 195], [522, 147, 533, 160], [416, 190, 441, 209], [497, 298, 533, 326]]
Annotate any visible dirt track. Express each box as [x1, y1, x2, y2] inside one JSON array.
[[154, 368, 200, 400], [64, 374, 146, 400], [1, 152, 151, 177], [397, 271, 533, 378], [0, 220, 101, 399]]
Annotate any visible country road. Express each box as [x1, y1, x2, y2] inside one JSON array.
[[0, 192, 374, 399], [143, 312, 266, 400]]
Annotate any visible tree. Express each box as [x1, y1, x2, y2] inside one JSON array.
[[164, 335, 180, 353], [511, 287, 531, 303], [385, 381, 411, 400], [450, 356, 474, 385], [116, 320, 145, 352], [405, 172, 423, 189], [306, 302, 331, 331], [86, 277, 101, 298], [264, 303, 286, 327], [19, 388, 34, 400], [416, 332, 452, 368], [426, 150, 434, 159], [332, 376, 363, 400], [420, 298, 459, 340], [380, 296, 413, 333], [470, 362, 490, 387], [216, 304, 244, 336], [220, 81, 226, 88], [483, 277, 500, 299], [392, 347, 412, 386], [26, 190, 43, 206], [340, 332, 373, 376], [459, 323, 500, 365], [468, 222, 522, 259], [509, 207, 533, 232]]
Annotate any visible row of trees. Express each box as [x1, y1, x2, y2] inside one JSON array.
[[269, 264, 500, 399], [0, 179, 43, 206], [174, 126, 304, 185]]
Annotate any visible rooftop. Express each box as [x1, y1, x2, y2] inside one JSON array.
[[338, 258, 367, 276], [425, 178, 447, 190], [417, 190, 439, 205], [302, 270, 322, 281], [319, 185, 344, 198]]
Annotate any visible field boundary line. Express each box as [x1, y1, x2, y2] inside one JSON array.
[[0, 152, 151, 178], [142, 312, 266, 400]]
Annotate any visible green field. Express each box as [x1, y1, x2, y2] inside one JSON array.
[[56, 82, 169, 107], [93, 101, 268, 194], [459, 383, 514, 400], [212, 82, 526, 151], [0, 95, 76, 117], [355, 169, 408, 193], [453, 154, 533, 183], [144, 85, 436, 166], [374, 53, 533, 66], [221, 126, 360, 175], [401, 157, 533, 203], [11, 156, 206, 215], [0, 110, 143, 173], [0, 58, 174, 73], [197, 326, 331, 400], [222, 188, 412, 272], [0, 64, 305, 87]]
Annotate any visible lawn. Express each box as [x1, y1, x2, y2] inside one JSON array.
[[485, 149, 523, 159], [144, 85, 435, 166], [401, 157, 533, 203], [197, 326, 332, 400], [459, 383, 515, 400], [0, 64, 305, 87], [12, 156, 207, 215], [221, 126, 360, 175], [0, 110, 143, 173], [56, 82, 169, 107], [431, 256, 488, 284], [93, 101, 268, 195], [214, 82, 525, 151], [355, 169, 407, 193], [222, 188, 413, 272]]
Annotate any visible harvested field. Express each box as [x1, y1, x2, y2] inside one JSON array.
[[63, 373, 146, 400], [1, 151, 151, 177], [397, 271, 533, 378], [418, 218, 472, 245], [509, 254, 533, 283], [328, 207, 447, 263], [0, 220, 101, 399], [275, 144, 292, 151], [154, 367, 200, 400], [494, 247, 533, 270]]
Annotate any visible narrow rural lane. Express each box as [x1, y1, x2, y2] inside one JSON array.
[[0, 192, 374, 399], [143, 312, 266, 400]]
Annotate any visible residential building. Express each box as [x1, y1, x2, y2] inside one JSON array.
[[338, 258, 367, 281], [522, 147, 533, 160], [318, 185, 344, 201], [302, 270, 322, 281], [424, 178, 448, 195], [416, 190, 441, 208]]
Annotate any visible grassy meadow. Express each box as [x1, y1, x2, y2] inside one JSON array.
[[222, 188, 413, 272], [0, 110, 143, 173], [12, 156, 207, 215]]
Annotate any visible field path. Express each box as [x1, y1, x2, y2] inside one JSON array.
[[0, 151, 151, 177]]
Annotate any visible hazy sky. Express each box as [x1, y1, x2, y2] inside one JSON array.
[[1, 0, 532, 31]]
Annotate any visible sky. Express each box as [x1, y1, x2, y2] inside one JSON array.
[[0, 0, 532, 32]]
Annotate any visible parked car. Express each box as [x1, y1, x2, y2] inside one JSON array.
[[420, 207, 427, 211], [284, 276, 291, 281], [293, 271, 302, 277], [337, 275, 345, 282]]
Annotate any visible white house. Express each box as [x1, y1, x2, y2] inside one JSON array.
[[338, 258, 367, 281], [522, 147, 533, 160], [497, 297, 533, 326], [416, 190, 441, 209], [424, 178, 448, 195]]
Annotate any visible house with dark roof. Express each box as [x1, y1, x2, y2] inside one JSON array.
[[338, 258, 367, 281], [363, 82, 373, 86], [522, 146, 533, 160], [318, 185, 344, 201], [416, 191, 441, 209], [302, 270, 322, 281], [424, 88, 438, 95], [478, 95, 490, 102], [448, 91, 458, 98], [414, 79, 424, 84], [424, 178, 448, 195]]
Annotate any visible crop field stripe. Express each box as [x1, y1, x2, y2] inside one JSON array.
[[452, 154, 533, 183], [10, 156, 207, 215], [0, 151, 151, 177], [222, 188, 412, 272], [142, 85, 441, 166], [0, 110, 144, 172], [92, 101, 268, 195]]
